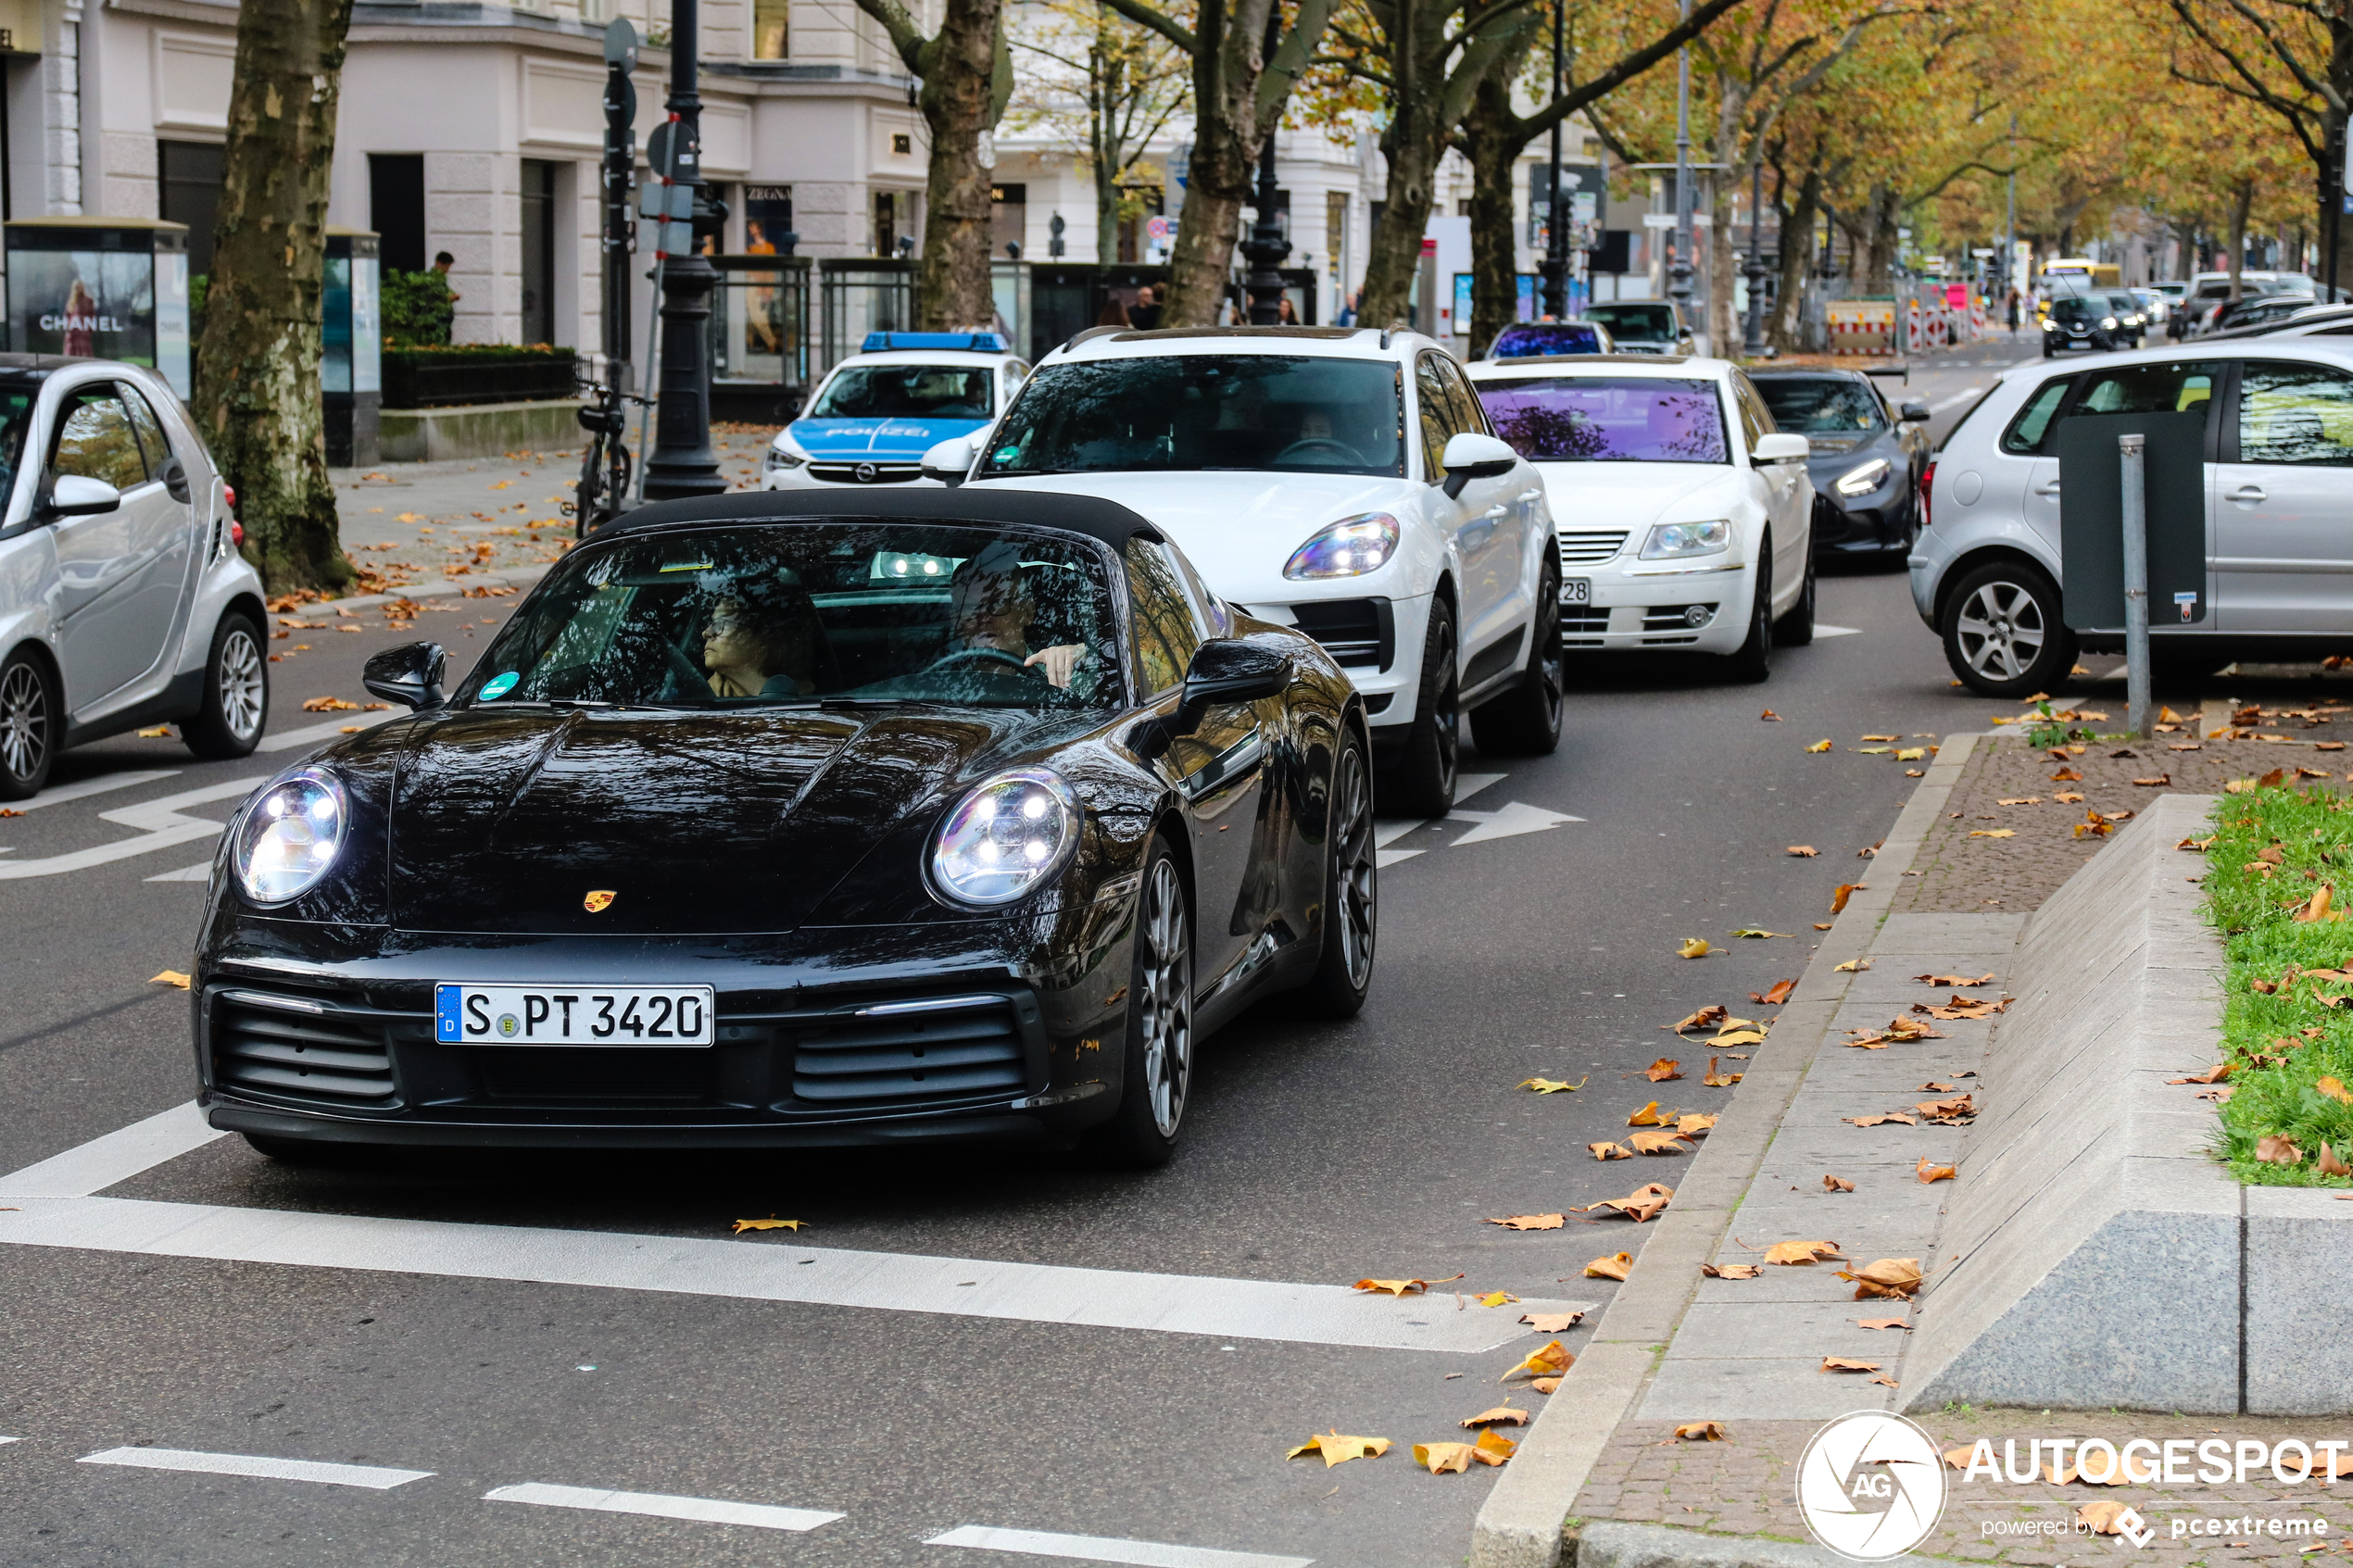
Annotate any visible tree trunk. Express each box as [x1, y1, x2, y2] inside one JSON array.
[[1360, 132, 1443, 328], [1091, 35, 1121, 260], [1768, 162, 1820, 353], [192, 0, 355, 596], [913, 0, 1009, 329], [1161, 0, 1265, 326], [2228, 179, 2252, 302], [1861, 182, 1898, 296], [1465, 71, 1524, 352]]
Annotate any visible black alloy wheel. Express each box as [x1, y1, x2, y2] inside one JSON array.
[[1469, 560, 1565, 757], [1302, 731, 1377, 1017], [1091, 837, 1195, 1169], [1724, 541, 1775, 684], [1382, 598, 1459, 818], [1777, 550, 1818, 646], [0, 650, 57, 801], [183, 612, 269, 760], [1942, 559, 2078, 698]]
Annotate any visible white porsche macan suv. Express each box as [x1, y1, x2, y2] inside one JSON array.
[[1465, 354, 1817, 680], [921, 326, 1563, 817]]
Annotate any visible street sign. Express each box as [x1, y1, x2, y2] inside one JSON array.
[[2057, 411, 2208, 630], [1169, 142, 1190, 190], [603, 15, 636, 65], [1146, 215, 1170, 242]]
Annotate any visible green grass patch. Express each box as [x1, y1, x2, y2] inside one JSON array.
[[2203, 784, 2353, 1184]]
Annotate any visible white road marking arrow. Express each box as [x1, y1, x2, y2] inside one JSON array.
[[1445, 800, 1582, 846], [0, 775, 268, 879]]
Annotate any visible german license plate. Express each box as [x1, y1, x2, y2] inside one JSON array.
[[1561, 577, 1592, 605], [434, 985, 714, 1047]]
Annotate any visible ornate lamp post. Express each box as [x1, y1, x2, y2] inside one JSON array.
[[1742, 159, 1768, 354], [1239, 12, 1290, 324], [1539, 0, 1569, 320], [642, 0, 725, 501]]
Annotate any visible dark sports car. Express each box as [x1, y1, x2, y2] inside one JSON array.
[[192, 489, 1376, 1168], [1751, 368, 1931, 559]]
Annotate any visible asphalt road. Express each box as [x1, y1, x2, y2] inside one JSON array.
[[0, 339, 2037, 1568]]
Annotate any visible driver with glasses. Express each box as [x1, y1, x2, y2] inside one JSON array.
[[946, 542, 1088, 689]]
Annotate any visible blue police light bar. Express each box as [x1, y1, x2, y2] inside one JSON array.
[[861, 332, 1008, 353]]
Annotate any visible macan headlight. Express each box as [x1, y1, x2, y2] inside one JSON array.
[[1284, 513, 1401, 579], [232, 767, 348, 905], [931, 767, 1082, 906]]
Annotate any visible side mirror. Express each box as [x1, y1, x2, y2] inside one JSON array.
[[920, 435, 977, 488], [1752, 433, 1810, 465], [1440, 431, 1518, 498], [44, 473, 120, 518], [1899, 399, 1931, 422], [363, 641, 447, 710], [1133, 641, 1292, 761]]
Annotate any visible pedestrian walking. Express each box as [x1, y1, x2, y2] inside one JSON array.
[[1127, 285, 1163, 330]]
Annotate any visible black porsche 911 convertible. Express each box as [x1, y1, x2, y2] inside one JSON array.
[[192, 489, 1375, 1167]]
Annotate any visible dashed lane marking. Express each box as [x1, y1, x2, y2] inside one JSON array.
[[1813, 624, 1862, 638], [255, 711, 396, 754], [145, 861, 211, 883], [79, 1447, 433, 1489], [485, 1482, 842, 1532], [0, 776, 267, 880], [926, 1525, 1315, 1567], [1927, 387, 1983, 413], [4, 770, 180, 811]]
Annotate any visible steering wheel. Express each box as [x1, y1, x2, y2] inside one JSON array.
[[926, 646, 1033, 675], [1274, 437, 1365, 465], [662, 642, 715, 696]]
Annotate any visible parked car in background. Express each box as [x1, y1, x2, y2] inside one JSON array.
[[1482, 320, 1617, 359], [1751, 367, 1931, 560], [934, 324, 1563, 818], [1580, 301, 1700, 356], [2208, 294, 2319, 336], [762, 332, 1027, 490], [1466, 353, 1816, 682], [0, 355, 266, 799], [2221, 303, 2353, 339], [1910, 340, 2353, 696]]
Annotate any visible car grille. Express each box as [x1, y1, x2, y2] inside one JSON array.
[[210, 988, 404, 1109], [789, 994, 1029, 1109], [806, 461, 924, 484], [1288, 597, 1394, 671], [1558, 532, 1629, 567]]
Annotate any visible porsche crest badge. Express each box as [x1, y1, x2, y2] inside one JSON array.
[[584, 890, 617, 913]]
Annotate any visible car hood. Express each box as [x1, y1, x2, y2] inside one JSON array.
[[383, 706, 1041, 935], [1534, 463, 1744, 535], [963, 470, 1413, 602], [787, 416, 989, 461]]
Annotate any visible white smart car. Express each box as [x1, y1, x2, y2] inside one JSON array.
[[1464, 354, 1816, 680], [761, 332, 1029, 490], [918, 325, 1562, 817]]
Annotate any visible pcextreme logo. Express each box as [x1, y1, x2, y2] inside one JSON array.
[[1796, 1411, 1950, 1561]]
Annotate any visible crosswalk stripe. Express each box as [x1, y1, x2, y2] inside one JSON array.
[[926, 1524, 1314, 1567], [484, 1482, 842, 1531], [0, 1101, 225, 1198], [79, 1447, 432, 1489]]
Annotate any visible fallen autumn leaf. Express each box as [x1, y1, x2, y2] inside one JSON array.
[[1677, 937, 1712, 960], [1485, 1213, 1567, 1231], [1822, 1174, 1855, 1193], [1288, 1432, 1391, 1467], [1352, 1274, 1464, 1297], [1645, 1058, 1684, 1083], [732, 1217, 806, 1234], [1675, 1422, 1728, 1441], [1584, 1253, 1633, 1280], [149, 970, 192, 989]]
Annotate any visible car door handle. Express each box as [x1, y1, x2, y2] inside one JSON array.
[[2034, 482, 2063, 496], [1483, 505, 1509, 519], [1517, 488, 1543, 502], [2230, 485, 2268, 503]]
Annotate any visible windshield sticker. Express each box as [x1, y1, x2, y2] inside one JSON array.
[[478, 671, 520, 700]]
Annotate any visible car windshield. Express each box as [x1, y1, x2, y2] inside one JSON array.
[[807, 365, 994, 420], [1583, 303, 1679, 340], [1754, 378, 1886, 434], [471, 523, 1123, 711], [1490, 323, 1604, 358], [1476, 376, 1730, 463], [2053, 297, 2102, 320], [978, 355, 1405, 477]]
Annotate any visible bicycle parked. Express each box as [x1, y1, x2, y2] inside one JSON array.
[[568, 378, 643, 538]]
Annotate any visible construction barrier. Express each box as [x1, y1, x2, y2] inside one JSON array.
[[1826, 298, 1896, 356]]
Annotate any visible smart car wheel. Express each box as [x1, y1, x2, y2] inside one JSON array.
[[1943, 559, 2078, 698], [1469, 560, 1564, 757], [1382, 598, 1458, 817], [182, 611, 269, 760], [1302, 729, 1377, 1017], [1722, 543, 1774, 684], [0, 649, 57, 800], [1090, 837, 1194, 1169]]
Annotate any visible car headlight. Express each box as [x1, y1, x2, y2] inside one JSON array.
[[232, 767, 348, 905], [2101, 317, 2117, 330], [764, 433, 809, 470], [1283, 513, 1401, 579], [931, 767, 1082, 907], [1639, 520, 1731, 559], [1834, 458, 1892, 497]]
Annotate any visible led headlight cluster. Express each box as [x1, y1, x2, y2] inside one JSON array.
[[1284, 513, 1401, 579], [1835, 458, 1892, 497], [232, 768, 347, 904], [931, 767, 1081, 906], [764, 434, 810, 471], [1639, 520, 1731, 559]]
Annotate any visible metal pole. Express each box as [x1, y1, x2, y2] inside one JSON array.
[[1540, 0, 1567, 320], [2005, 114, 2017, 330], [602, 19, 638, 391], [2120, 432, 2152, 740], [2331, 113, 2346, 304], [642, 0, 725, 501], [1242, 6, 1290, 328], [1742, 158, 1766, 354], [1667, 0, 1694, 345]]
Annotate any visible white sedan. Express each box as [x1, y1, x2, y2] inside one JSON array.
[[1464, 353, 1815, 680], [920, 325, 1561, 817]]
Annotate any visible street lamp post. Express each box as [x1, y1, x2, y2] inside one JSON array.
[[1240, 10, 1290, 325], [641, 0, 725, 502], [1741, 158, 1768, 354], [1539, 0, 1569, 320], [1667, 0, 1695, 343]]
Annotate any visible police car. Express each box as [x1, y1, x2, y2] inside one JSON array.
[[762, 332, 1029, 489]]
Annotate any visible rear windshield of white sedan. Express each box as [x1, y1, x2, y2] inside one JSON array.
[[978, 355, 1406, 478], [1475, 376, 1730, 463]]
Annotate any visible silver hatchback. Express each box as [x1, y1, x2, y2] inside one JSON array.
[[0, 356, 267, 797], [1911, 339, 2353, 696]]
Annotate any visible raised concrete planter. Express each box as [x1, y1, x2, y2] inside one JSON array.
[[378, 397, 585, 463], [1900, 792, 2336, 1414]]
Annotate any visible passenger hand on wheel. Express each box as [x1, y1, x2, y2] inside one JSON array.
[[1025, 644, 1085, 689]]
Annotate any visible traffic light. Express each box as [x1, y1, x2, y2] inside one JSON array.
[[1049, 212, 1066, 259]]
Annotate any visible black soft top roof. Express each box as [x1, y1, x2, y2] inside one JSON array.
[[596, 484, 1165, 550]]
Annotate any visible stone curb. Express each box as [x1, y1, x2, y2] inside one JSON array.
[[1466, 734, 1992, 1568], [1571, 1522, 1853, 1568]]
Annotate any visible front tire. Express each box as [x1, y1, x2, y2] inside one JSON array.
[[1302, 729, 1377, 1017], [182, 611, 268, 760], [1089, 839, 1194, 1169], [1776, 549, 1817, 646], [0, 649, 59, 800], [1469, 561, 1564, 756], [1722, 545, 1775, 684], [1382, 598, 1459, 817], [1942, 559, 2078, 697]]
